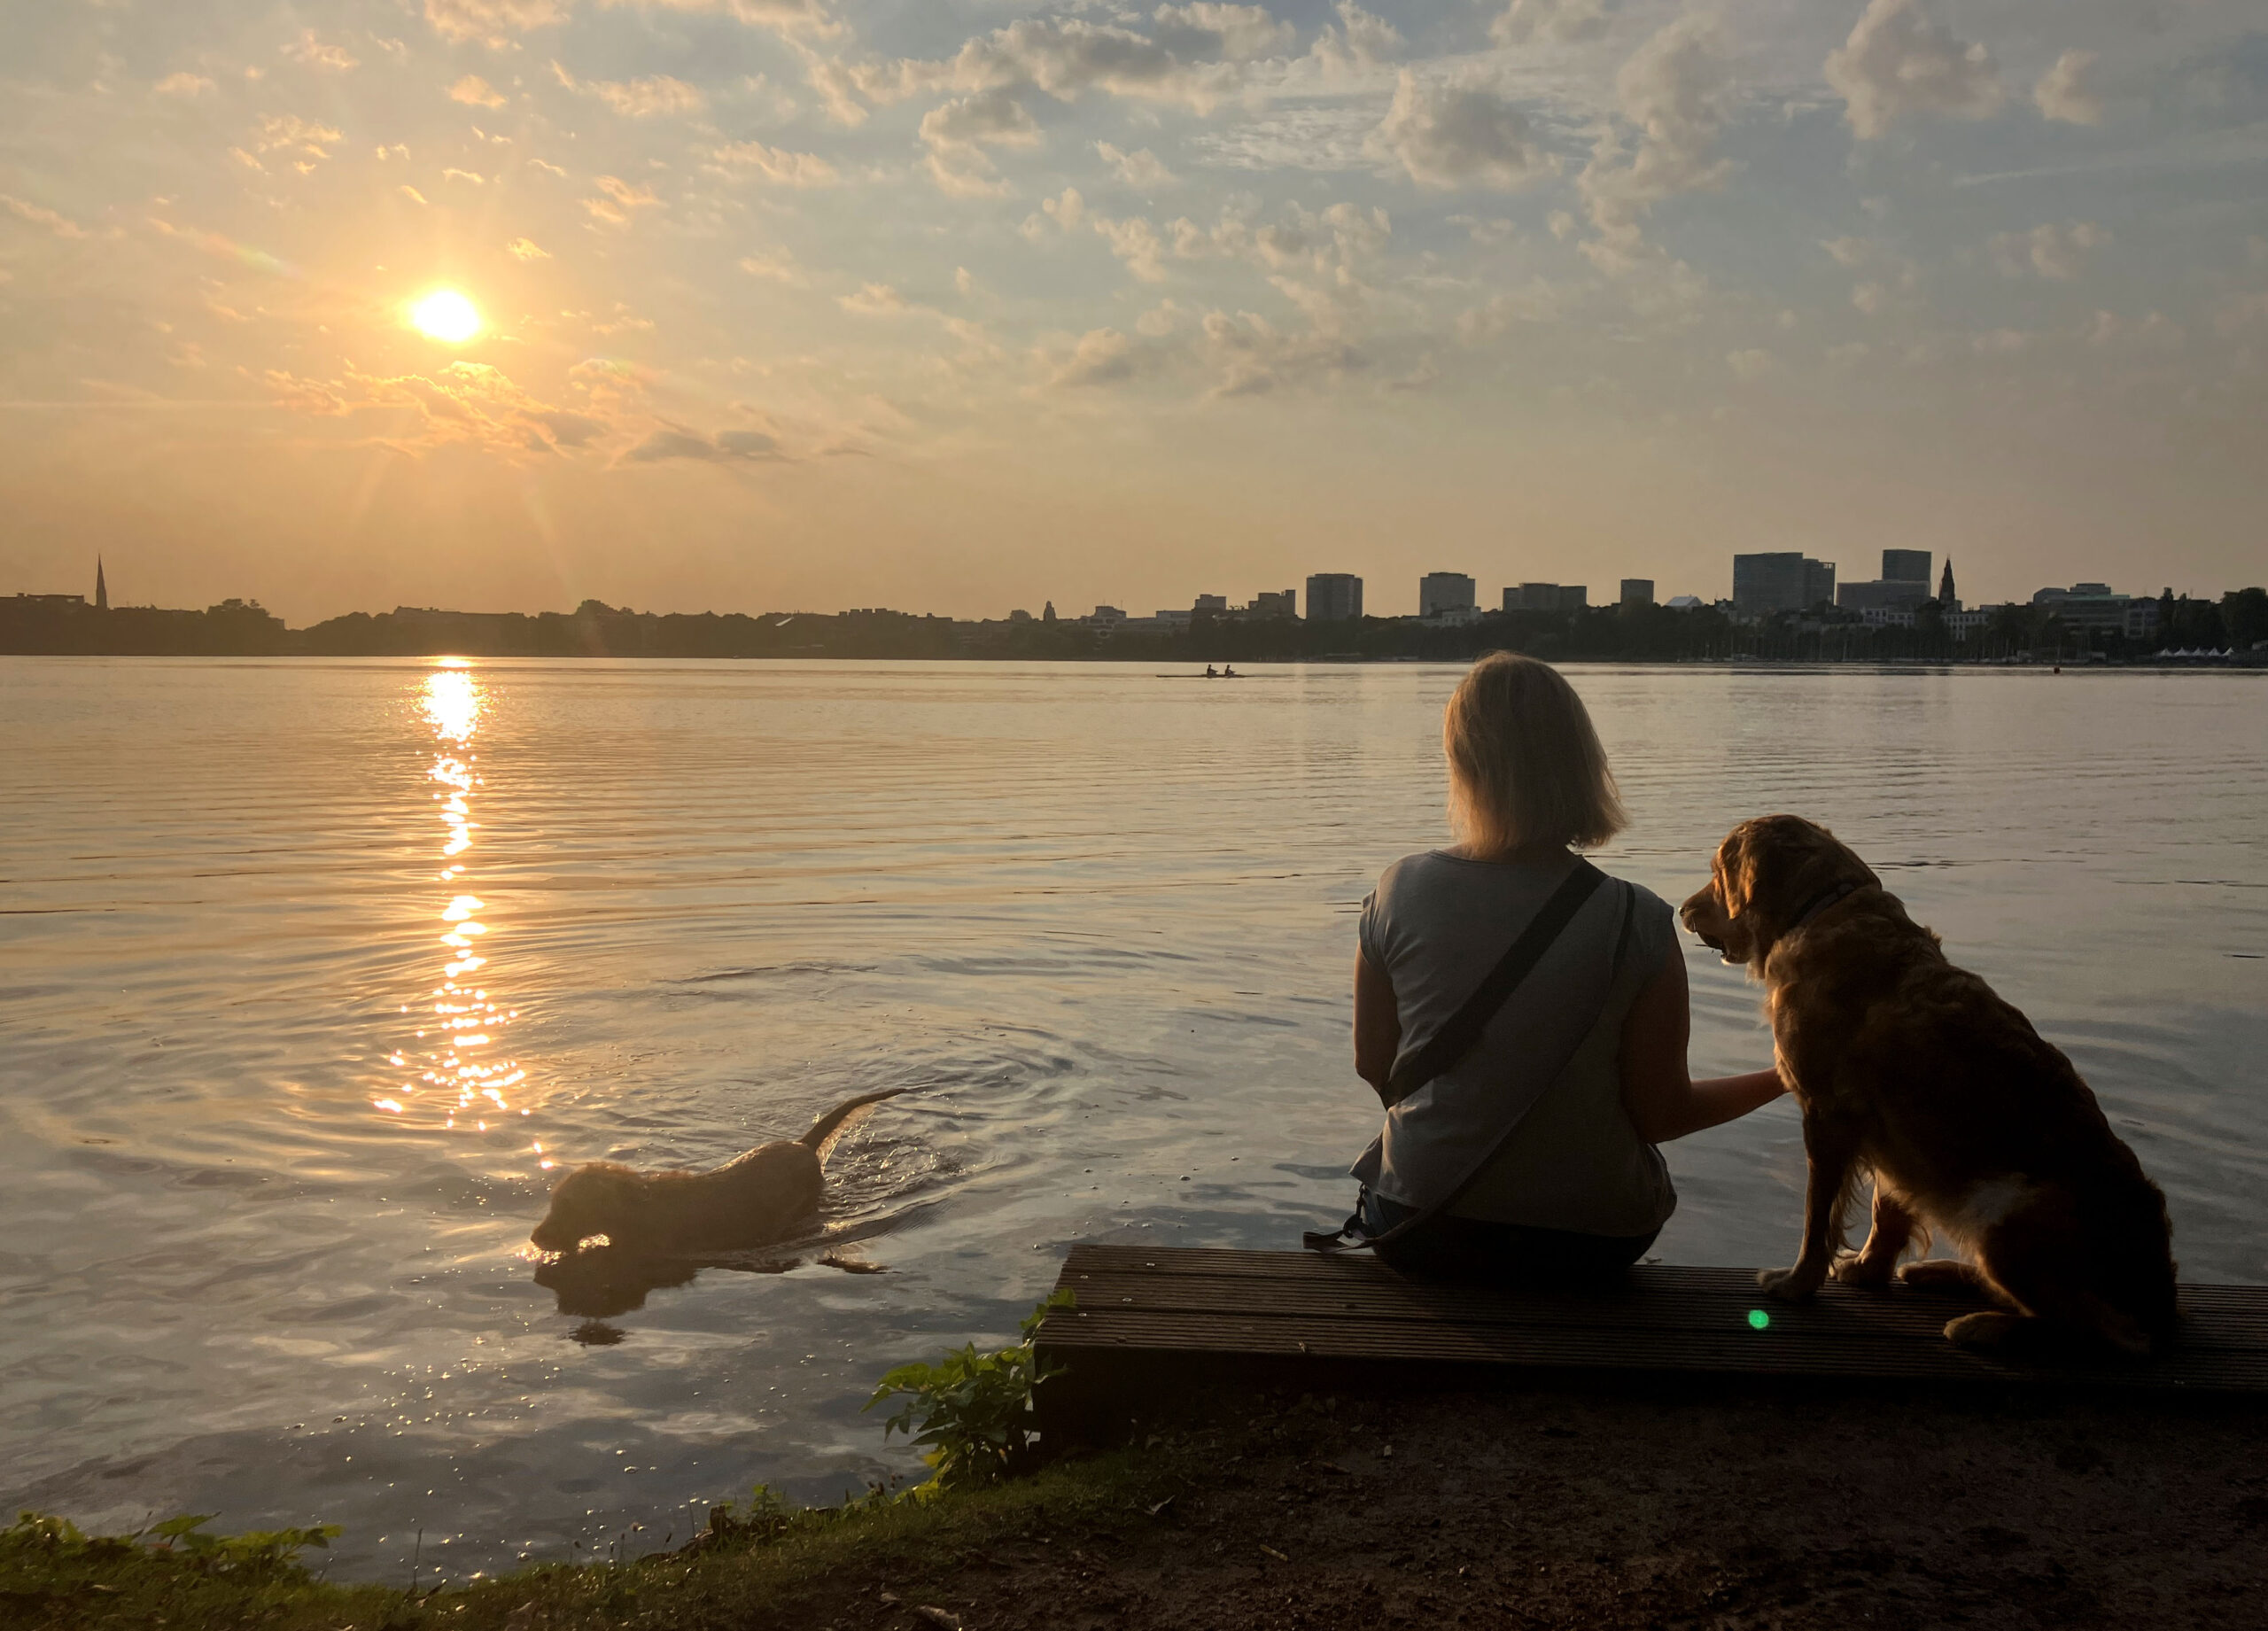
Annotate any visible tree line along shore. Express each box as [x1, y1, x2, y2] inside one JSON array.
[[6, 589, 2266, 665]]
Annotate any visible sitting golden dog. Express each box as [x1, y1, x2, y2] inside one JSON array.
[[530, 1089, 905, 1256], [1681, 815, 2176, 1355]]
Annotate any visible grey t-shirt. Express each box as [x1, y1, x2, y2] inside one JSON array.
[[1355, 850, 1679, 1237]]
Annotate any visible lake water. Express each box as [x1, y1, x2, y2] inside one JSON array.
[[4, 657, 2263, 1579]]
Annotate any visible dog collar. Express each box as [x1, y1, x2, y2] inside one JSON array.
[[1788, 878, 1864, 931]]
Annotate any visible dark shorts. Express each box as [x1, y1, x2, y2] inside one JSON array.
[[1356, 1188, 1658, 1286]]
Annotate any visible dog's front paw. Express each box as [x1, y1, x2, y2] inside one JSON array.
[[1757, 1266, 1821, 1302], [1830, 1253, 1897, 1287]]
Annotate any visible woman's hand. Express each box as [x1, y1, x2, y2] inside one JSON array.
[[1354, 951, 1401, 1101], [1618, 947, 1785, 1143]]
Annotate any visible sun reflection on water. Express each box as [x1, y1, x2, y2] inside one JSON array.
[[384, 665, 532, 1138]]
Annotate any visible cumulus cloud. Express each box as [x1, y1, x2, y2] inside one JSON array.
[[2033, 49, 2103, 126], [424, 0, 566, 47], [253, 113, 343, 156], [2, 195, 91, 238], [1989, 220, 2108, 281], [267, 359, 609, 457], [602, 0, 838, 37], [1094, 214, 1169, 281], [507, 236, 550, 259], [284, 31, 358, 71], [1098, 141, 1177, 189], [583, 175, 661, 225], [918, 87, 1042, 196], [1367, 69, 1546, 190], [624, 425, 785, 462], [837, 281, 906, 314], [1824, 0, 2001, 141], [450, 74, 509, 108], [555, 63, 706, 117], [1201, 308, 1361, 398], [1047, 326, 1137, 387], [739, 246, 800, 283], [922, 16, 1245, 113], [710, 139, 839, 185], [1310, 1, 1402, 80], [155, 72, 215, 97], [1152, 4, 1293, 62], [1490, 0, 1606, 47]]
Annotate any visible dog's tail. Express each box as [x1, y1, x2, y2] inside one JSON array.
[[798, 1088, 909, 1158]]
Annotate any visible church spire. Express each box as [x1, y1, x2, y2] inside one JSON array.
[[95, 555, 108, 612], [1937, 557, 1955, 609]]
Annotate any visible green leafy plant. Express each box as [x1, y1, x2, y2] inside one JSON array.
[[865, 1289, 1075, 1495], [1, 1509, 340, 1578]]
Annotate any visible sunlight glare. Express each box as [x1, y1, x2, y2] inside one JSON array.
[[409, 289, 482, 345]]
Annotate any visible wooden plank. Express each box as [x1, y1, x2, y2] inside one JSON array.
[[1033, 1247, 2268, 1400]]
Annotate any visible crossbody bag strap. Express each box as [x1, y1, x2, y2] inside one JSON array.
[[1303, 862, 1617, 1254]]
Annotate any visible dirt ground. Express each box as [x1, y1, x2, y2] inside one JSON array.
[[788, 1384, 2268, 1631]]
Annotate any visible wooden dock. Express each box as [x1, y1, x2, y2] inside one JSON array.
[[1033, 1245, 2268, 1437]]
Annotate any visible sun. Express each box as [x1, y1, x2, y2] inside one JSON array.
[[409, 289, 483, 345]]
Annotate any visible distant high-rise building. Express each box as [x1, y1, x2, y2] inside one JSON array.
[[1419, 572, 1477, 618], [1250, 589, 1296, 618], [1043, 601, 1057, 623], [1733, 553, 1812, 616], [1883, 549, 1931, 586], [1193, 594, 1229, 615], [1509, 583, 1588, 613], [1804, 558, 1837, 610], [1305, 572, 1363, 622], [1938, 559, 1959, 611], [95, 556, 108, 612], [1619, 579, 1655, 608]]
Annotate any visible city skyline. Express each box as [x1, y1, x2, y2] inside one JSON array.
[[4, 0, 2264, 623]]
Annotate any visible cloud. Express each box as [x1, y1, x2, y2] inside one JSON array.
[[914, 16, 1244, 114], [1368, 69, 1547, 190], [710, 139, 839, 185], [1988, 220, 2108, 281], [2033, 49, 2102, 127], [1824, 0, 2002, 141], [1200, 308, 1361, 398], [625, 425, 786, 462], [1310, 1, 1402, 80], [443, 167, 485, 184], [837, 281, 906, 314], [2, 195, 91, 238], [284, 31, 358, 71], [1489, 0, 1606, 47], [1726, 347, 1778, 380], [1151, 4, 1293, 63], [1094, 214, 1168, 281], [425, 0, 567, 47], [555, 63, 706, 117], [252, 113, 343, 163], [154, 72, 215, 97], [450, 74, 509, 108], [739, 246, 801, 282], [267, 359, 609, 457], [583, 175, 661, 225], [1097, 141, 1177, 189], [918, 88, 1042, 196], [507, 236, 550, 259], [600, 0, 839, 37], [400, 184, 430, 205], [1047, 326, 1137, 387]]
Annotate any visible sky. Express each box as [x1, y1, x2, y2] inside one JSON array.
[[1, 0, 2264, 622]]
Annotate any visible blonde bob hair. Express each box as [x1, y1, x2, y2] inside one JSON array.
[[1442, 652, 1627, 854]]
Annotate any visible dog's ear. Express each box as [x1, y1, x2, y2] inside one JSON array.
[[1717, 824, 1759, 920]]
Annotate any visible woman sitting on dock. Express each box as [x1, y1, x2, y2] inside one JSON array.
[[1330, 653, 1784, 1282]]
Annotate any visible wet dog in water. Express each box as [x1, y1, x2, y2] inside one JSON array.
[[1681, 815, 2177, 1356], [530, 1089, 905, 1256]]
